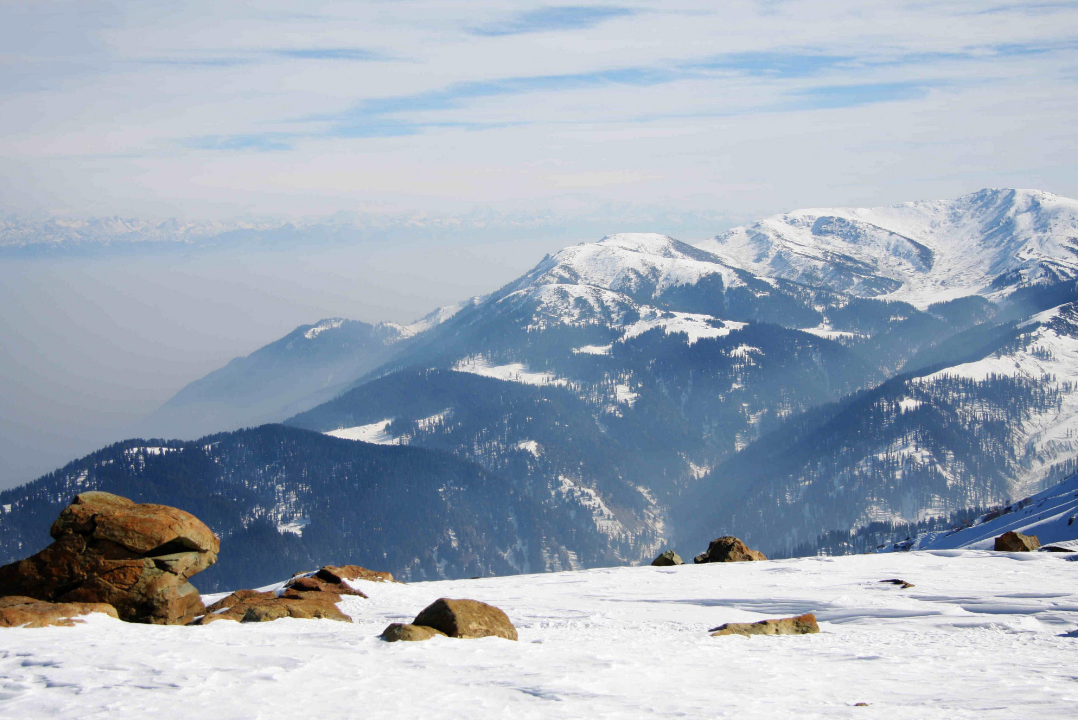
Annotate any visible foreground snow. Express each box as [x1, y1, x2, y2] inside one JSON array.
[[2, 551, 1076, 718]]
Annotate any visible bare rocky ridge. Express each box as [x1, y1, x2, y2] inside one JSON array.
[[0, 491, 219, 624]]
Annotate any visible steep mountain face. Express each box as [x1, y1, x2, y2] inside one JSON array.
[[141, 306, 466, 439], [0, 425, 544, 590], [698, 189, 1078, 305], [679, 296, 1078, 557], [285, 233, 999, 566]]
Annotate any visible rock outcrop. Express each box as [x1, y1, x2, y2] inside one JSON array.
[[0, 492, 219, 625], [194, 565, 372, 624], [994, 531, 1041, 552], [316, 565, 397, 584], [693, 536, 767, 563], [382, 598, 517, 641], [710, 613, 819, 637], [651, 550, 684, 566], [0, 595, 119, 628], [381, 623, 448, 642]]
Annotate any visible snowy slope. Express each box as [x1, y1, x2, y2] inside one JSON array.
[[2, 552, 1077, 719], [914, 301, 1078, 497], [903, 473, 1078, 551], [490, 233, 749, 334], [698, 188, 1078, 306]]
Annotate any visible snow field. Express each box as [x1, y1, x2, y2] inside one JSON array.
[[1, 551, 1076, 719]]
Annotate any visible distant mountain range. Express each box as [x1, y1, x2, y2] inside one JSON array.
[[3, 188, 1077, 585]]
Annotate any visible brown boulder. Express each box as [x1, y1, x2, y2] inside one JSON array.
[[710, 613, 819, 637], [994, 531, 1041, 552], [0, 595, 119, 628], [380, 623, 448, 642], [651, 550, 684, 566], [412, 598, 517, 640], [0, 492, 219, 625], [694, 536, 767, 563]]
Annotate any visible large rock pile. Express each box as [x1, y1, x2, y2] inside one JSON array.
[[694, 536, 767, 563], [0, 491, 219, 625]]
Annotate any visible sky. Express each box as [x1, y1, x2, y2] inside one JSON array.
[[1, 0, 1077, 489]]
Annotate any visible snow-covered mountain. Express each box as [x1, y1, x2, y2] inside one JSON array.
[[698, 188, 1078, 306], [7, 189, 1078, 587]]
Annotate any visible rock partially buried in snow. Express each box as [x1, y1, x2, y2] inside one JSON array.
[[280, 573, 367, 599], [710, 613, 819, 637], [381, 623, 448, 642], [193, 568, 373, 625], [412, 598, 518, 640], [651, 550, 684, 566], [316, 564, 397, 584], [0, 596, 119, 628], [694, 536, 767, 563], [0, 491, 219, 625], [194, 591, 350, 624], [994, 531, 1041, 552]]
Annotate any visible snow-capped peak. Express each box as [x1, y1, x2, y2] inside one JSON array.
[[594, 232, 686, 257], [698, 188, 1078, 307], [509, 232, 743, 300]]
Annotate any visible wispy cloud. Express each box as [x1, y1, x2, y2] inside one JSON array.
[[469, 5, 635, 36], [185, 134, 295, 151], [789, 81, 935, 110], [271, 48, 383, 61], [685, 51, 853, 78]]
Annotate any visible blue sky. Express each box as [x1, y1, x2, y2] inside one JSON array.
[[0, 1, 1076, 222]]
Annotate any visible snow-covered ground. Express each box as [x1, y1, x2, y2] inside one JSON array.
[[2, 552, 1076, 719]]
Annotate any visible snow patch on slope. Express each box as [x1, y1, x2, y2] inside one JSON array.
[[622, 312, 746, 345], [453, 355, 568, 387], [325, 419, 401, 445], [303, 319, 344, 339]]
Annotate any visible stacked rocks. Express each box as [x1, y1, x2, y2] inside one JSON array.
[[0, 492, 219, 625]]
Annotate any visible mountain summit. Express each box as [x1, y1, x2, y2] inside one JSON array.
[[699, 188, 1078, 305]]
